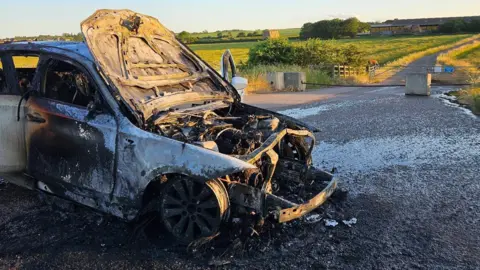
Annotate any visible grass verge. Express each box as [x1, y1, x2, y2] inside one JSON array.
[[450, 87, 480, 115]]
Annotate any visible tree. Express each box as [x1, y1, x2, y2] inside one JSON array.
[[248, 38, 296, 65], [300, 22, 315, 39], [237, 32, 246, 38], [314, 19, 343, 39], [73, 33, 84, 41], [465, 19, 480, 33], [342, 17, 360, 38], [300, 19, 343, 39], [217, 32, 224, 38], [358, 22, 371, 33], [300, 18, 370, 40], [439, 19, 467, 33], [177, 31, 197, 44]]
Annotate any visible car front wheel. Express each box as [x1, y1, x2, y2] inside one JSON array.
[[158, 177, 230, 244]]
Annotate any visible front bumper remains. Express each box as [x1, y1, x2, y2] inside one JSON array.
[[227, 168, 338, 223], [276, 175, 337, 223], [226, 128, 339, 223]]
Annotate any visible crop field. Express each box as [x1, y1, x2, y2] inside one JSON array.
[[456, 44, 480, 66], [194, 48, 250, 70], [190, 34, 473, 70]]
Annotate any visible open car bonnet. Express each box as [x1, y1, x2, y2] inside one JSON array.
[[81, 10, 237, 121]]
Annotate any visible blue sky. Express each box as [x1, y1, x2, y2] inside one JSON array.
[[1, 0, 479, 38]]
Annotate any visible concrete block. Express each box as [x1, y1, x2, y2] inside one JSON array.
[[266, 72, 285, 91], [284, 72, 306, 91], [405, 73, 431, 96]]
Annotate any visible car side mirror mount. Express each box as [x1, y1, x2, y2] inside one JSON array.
[[231, 76, 248, 101], [86, 98, 103, 119], [87, 101, 97, 113]]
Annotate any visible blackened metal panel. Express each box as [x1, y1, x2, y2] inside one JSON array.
[[25, 97, 117, 195], [112, 117, 258, 206]]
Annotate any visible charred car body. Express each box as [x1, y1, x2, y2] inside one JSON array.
[[0, 10, 338, 243]]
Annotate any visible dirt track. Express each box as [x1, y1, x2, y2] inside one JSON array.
[[381, 36, 480, 85], [1, 85, 480, 270]]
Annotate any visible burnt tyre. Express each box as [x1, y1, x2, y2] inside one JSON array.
[[159, 177, 229, 244]]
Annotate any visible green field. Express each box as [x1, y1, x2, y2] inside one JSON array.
[[190, 34, 473, 70], [189, 41, 260, 51]]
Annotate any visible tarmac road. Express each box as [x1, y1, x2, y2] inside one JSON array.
[[1, 86, 479, 269]]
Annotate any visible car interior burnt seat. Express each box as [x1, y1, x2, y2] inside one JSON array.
[[44, 60, 95, 107]]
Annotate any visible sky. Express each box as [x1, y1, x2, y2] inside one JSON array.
[[1, 0, 479, 38]]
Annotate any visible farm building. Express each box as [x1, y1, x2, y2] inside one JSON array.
[[371, 16, 480, 35], [263, 30, 281, 39]]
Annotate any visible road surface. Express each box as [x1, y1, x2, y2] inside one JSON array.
[[1, 86, 479, 269]]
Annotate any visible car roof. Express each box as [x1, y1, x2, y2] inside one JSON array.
[[0, 41, 94, 62]]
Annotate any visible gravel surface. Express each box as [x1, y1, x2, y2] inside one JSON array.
[[1, 86, 479, 269]]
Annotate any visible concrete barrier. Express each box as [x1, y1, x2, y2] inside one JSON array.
[[405, 73, 431, 96], [267, 72, 285, 91], [284, 72, 306, 92]]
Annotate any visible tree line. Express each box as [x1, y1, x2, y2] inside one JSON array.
[[7, 33, 84, 42], [300, 18, 371, 39], [439, 19, 480, 34], [176, 30, 264, 44]]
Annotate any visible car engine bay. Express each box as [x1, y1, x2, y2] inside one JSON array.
[[148, 102, 297, 157]]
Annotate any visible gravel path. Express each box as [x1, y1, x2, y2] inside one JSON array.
[[1, 86, 479, 269]]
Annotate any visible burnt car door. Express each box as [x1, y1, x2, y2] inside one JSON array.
[[24, 55, 117, 196], [0, 53, 39, 188]]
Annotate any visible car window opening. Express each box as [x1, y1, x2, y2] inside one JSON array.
[[13, 55, 39, 94], [0, 66, 6, 94], [44, 60, 96, 107]]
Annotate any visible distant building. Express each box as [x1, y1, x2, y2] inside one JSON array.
[[371, 16, 480, 35], [263, 30, 280, 39]]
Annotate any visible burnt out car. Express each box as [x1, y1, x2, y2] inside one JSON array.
[[0, 10, 338, 243]]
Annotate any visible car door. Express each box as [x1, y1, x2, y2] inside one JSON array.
[[24, 55, 117, 196], [0, 53, 38, 189]]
